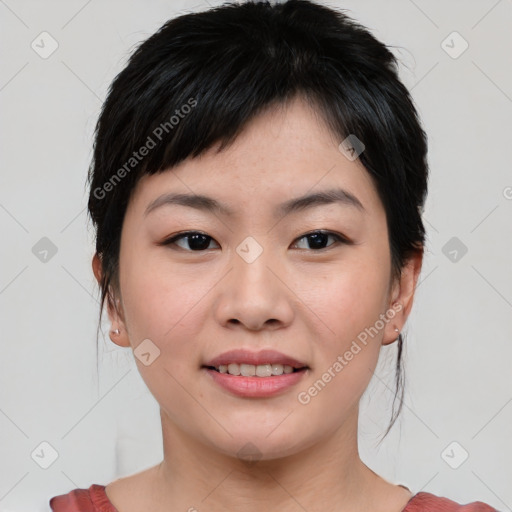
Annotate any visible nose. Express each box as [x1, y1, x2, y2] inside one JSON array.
[[213, 245, 294, 332]]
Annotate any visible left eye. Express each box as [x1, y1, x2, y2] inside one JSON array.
[[163, 232, 219, 251], [161, 230, 349, 252], [292, 230, 347, 250]]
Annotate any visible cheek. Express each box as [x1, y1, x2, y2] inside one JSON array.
[[120, 250, 211, 354], [295, 267, 386, 418], [294, 255, 389, 406], [298, 254, 390, 342]]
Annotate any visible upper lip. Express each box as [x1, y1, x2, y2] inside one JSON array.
[[203, 349, 308, 369]]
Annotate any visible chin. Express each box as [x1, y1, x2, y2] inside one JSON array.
[[199, 423, 315, 464]]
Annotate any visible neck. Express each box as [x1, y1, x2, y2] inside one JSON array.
[[150, 406, 387, 512]]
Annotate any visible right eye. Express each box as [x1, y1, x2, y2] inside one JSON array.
[[161, 231, 220, 251]]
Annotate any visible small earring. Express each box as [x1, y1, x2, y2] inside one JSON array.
[[111, 328, 120, 335], [394, 327, 400, 333]]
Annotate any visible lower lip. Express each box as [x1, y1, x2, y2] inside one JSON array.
[[203, 367, 308, 398]]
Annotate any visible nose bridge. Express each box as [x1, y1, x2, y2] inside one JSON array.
[[232, 234, 276, 298], [213, 233, 294, 330]]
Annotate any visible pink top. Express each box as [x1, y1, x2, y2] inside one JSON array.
[[49, 484, 498, 511]]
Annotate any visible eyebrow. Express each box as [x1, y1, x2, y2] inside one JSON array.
[[144, 187, 365, 218]]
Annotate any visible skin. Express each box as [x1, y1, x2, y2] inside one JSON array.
[[92, 96, 422, 512]]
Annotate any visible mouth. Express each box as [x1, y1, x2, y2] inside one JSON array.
[[202, 363, 308, 377], [203, 348, 309, 374], [201, 361, 309, 398]]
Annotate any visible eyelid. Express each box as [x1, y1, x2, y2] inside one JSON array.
[[295, 229, 352, 244], [159, 230, 219, 250], [291, 230, 352, 250]]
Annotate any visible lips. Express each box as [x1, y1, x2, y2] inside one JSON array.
[[201, 349, 310, 397], [202, 348, 309, 370]]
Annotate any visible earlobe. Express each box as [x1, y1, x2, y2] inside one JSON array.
[[382, 250, 423, 346], [109, 325, 131, 348], [381, 302, 403, 346], [106, 294, 131, 348], [92, 253, 131, 348]]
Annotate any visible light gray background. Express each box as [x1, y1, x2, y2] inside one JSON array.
[[1, 0, 511, 510]]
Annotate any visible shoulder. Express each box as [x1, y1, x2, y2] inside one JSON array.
[[49, 484, 119, 512], [404, 491, 498, 511]]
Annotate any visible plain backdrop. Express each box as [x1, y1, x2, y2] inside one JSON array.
[[0, 0, 511, 510]]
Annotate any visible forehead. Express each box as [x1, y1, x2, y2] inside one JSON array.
[[127, 96, 382, 220]]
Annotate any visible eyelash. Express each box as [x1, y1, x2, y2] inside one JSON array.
[[160, 230, 351, 252]]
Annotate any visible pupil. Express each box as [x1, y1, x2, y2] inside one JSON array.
[[308, 233, 327, 249], [189, 234, 210, 251]]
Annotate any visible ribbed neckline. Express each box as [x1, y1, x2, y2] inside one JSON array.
[[89, 484, 120, 512], [88, 483, 423, 512], [402, 491, 427, 511], [397, 484, 420, 511]]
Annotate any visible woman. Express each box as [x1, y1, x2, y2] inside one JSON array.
[[49, 1, 497, 510]]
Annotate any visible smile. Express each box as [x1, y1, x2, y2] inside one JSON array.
[[205, 363, 306, 377]]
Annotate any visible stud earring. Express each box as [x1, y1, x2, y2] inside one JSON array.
[[111, 328, 120, 335]]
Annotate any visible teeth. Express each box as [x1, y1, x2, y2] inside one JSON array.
[[271, 364, 284, 375], [256, 364, 272, 377], [240, 363, 256, 377], [227, 363, 240, 375], [214, 363, 300, 376]]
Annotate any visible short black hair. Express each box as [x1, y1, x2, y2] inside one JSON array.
[[87, 0, 429, 441]]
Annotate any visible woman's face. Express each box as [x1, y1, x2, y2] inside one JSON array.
[[97, 97, 419, 461]]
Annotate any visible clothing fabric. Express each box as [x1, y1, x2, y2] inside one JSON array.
[[49, 483, 498, 511]]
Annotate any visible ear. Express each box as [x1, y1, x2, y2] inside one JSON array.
[[92, 252, 131, 348], [382, 249, 423, 346]]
